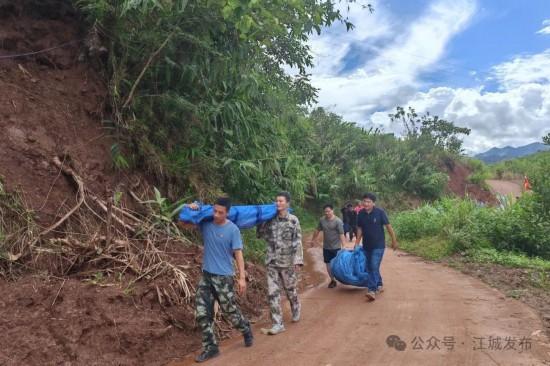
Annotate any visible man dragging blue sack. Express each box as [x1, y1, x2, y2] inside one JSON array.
[[179, 197, 253, 363], [355, 193, 399, 302]]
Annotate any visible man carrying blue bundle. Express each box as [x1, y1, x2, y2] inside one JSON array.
[[355, 193, 399, 302], [257, 191, 304, 335], [180, 197, 253, 363]]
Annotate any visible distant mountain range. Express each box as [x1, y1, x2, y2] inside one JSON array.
[[475, 142, 550, 164]]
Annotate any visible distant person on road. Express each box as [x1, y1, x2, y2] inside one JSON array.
[[347, 203, 358, 242], [257, 191, 303, 335], [341, 203, 357, 241], [355, 193, 398, 302], [310, 204, 347, 288], [352, 200, 364, 241], [179, 197, 253, 363], [354, 199, 365, 215], [341, 204, 351, 240]]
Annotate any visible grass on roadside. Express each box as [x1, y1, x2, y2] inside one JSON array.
[[465, 247, 550, 271], [397, 236, 455, 261], [399, 236, 550, 270], [398, 236, 550, 289]]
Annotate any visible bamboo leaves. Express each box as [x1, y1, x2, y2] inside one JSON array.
[[72, 1, 457, 206]]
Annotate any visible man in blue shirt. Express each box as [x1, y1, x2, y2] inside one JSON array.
[[183, 197, 253, 363], [355, 193, 398, 301]]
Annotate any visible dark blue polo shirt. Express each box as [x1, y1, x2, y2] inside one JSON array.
[[357, 207, 389, 250]]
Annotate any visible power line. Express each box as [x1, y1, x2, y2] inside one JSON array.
[[0, 39, 83, 60]]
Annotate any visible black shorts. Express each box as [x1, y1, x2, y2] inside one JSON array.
[[323, 248, 340, 263]]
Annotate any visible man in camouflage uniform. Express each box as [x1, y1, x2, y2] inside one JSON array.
[[257, 191, 303, 335], [181, 197, 253, 363]]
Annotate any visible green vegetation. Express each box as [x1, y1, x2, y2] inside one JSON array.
[[393, 194, 550, 267], [465, 248, 550, 290], [388, 106, 471, 155], [394, 198, 550, 292], [67, 1, 479, 269], [74, 1, 471, 209], [242, 229, 266, 264], [461, 158, 490, 187], [490, 151, 550, 180], [489, 151, 550, 216], [398, 235, 454, 261], [76, 0, 362, 204], [140, 187, 189, 234], [465, 247, 550, 271]]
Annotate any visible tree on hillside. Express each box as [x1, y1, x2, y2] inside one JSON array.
[[76, 0, 374, 203], [77, 2, 451, 204], [544, 132, 550, 145], [389, 106, 471, 154]]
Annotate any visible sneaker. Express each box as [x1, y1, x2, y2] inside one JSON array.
[[365, 291, 376, 302], [195, 348, 220, 363], [261, 324, 286, 335], [243, 329, 254, 347], [328, 280, 337, 288], [292, 306, 301, 323], [376, 286, 384, 294]]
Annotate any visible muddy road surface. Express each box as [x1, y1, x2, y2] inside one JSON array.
[[486, 179, 523, 198], [171, 246, 550, 366]]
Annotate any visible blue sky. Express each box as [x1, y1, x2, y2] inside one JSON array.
[[431, 0, 549, 88], [304, 0, 550, 153]]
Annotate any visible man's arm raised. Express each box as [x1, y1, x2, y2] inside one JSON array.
[[176, 202, 201, 230]]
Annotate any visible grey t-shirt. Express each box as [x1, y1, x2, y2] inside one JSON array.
[[317, 216, 344, 250]]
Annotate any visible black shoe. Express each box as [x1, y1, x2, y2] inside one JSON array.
[[328, 280, 337, 288], [195, 348, 220, 363], [243, 329, 254, 347]]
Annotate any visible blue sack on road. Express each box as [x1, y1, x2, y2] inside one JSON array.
[[179, 204, 283, 229], [330, 246, 369, 287]]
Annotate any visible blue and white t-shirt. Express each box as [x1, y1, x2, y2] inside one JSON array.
[[200, 220, 243, 275]]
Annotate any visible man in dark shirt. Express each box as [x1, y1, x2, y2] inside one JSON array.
[[355, 193, 398, 301], [341, 205, 351, 240]]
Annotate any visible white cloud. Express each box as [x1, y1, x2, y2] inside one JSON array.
[[536, 19, 550, 35], [309, 0, 477, 123], [370, 51, 550, 154], [491, 50, 550, 89], [306, 0, 394, 76], [306, 0, 550, 154]]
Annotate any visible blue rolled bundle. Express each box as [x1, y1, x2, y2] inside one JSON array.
[[179, 204, 283, 229], [330, 246, 369, 287]]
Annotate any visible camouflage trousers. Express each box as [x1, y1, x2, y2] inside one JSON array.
[[195, 271, 250, 351], [267, 266, 300, 326]]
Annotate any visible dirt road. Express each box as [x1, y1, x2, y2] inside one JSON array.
[[486, 179, 523, 197], [171, 247, 550, 366]]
